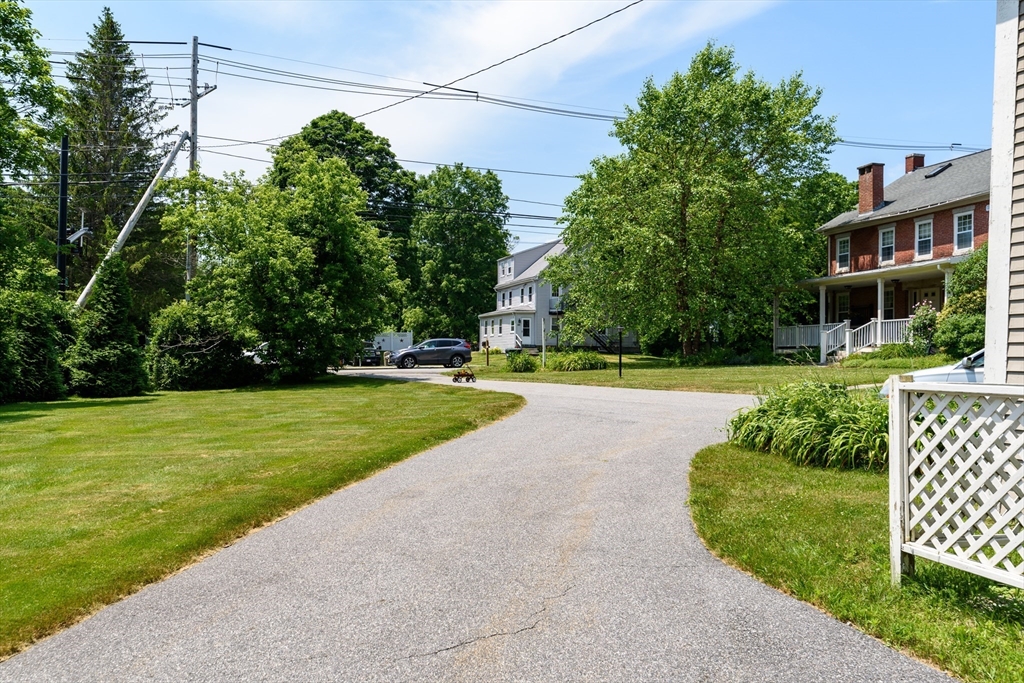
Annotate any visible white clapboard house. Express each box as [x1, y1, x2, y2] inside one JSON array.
[[477, 239, 637, 352]]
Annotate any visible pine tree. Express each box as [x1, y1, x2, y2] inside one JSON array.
[[64, 255, 147, 397], [62, 7, 179, 326]]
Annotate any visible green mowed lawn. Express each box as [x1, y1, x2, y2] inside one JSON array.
[[0, 376, 523, 659], [464, 353, 914, 393], [690, 443, 1024, 683]]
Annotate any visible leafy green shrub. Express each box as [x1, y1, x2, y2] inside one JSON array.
[[548, 350, 608, 371], [63, 256, 148, 398], [0, 270, 70, 405], [503, 350, 539, 373], [729, 381, 888, 470], [147, 301, 263, 391], [907, 302, 938, 354], [933, 313, 986, 360], [933, 246, 987, 359], [840, 354, 955, 370]]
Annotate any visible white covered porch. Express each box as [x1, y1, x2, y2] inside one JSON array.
[[773, 258, 962, 362]]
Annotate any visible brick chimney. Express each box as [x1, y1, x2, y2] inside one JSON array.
[[858, 162, 884, 214], [905, 153, 925, 174]]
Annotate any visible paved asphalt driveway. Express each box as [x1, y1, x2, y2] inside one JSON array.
[[0, 370, 951, 682]]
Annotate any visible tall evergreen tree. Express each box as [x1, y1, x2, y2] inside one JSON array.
[[62, 7, 179, 325], [64, 254, 147, 397]]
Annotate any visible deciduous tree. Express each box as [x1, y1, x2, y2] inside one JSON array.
[[546, 44, 838, 354], [403, 164, 511, 341]]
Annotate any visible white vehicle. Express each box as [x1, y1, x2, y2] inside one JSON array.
[[373, 332, 413, 353], [879, 349, 985, 397]]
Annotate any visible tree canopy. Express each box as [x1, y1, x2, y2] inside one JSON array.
[[0, 0, 62, 179], [545, 43, 838, 354], [402, 163, 511, 341], [270, 110, 418, 314]]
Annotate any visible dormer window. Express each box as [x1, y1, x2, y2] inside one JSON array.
[[836, 236, 850, 271]]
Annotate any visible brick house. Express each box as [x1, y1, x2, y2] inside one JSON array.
[[776, 150, 990, 359]]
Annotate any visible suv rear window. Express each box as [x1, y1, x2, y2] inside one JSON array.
[[437, 340, 456, 347]]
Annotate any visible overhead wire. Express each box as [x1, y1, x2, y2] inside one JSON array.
[[353, 0, 646, 120]]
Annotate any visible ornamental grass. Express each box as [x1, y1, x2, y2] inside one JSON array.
[[729, 381, 888, 470]]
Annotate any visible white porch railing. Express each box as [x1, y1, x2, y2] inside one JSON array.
[[890, 379, 1024, 588], [848, 321, 875, 355], [880, 318, 911, 345], [777, 318, 912, 357], [774, 323, 844, 350], [820, 322, 847, 363]]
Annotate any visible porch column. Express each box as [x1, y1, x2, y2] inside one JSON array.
[[877, 277, 884, 346], [819, 285, 826, 326], [942, 267, 953, 308]]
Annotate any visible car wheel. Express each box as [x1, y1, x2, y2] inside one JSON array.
[[401, 356, 416, 369], [450, 355, 464, 368]]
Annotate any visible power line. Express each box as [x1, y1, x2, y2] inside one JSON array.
[[354, 0, 645, 120], [197, 145, 580, 179]]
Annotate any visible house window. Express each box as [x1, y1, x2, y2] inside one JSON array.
[[879, 227, 894, 264], [836, 236, 850, 271], [550, 318, 560, 333], [499, 319, 502, 334], [522, 319, 531, 337], [528, 286, 533, 302], [510, 319, 515, 333], [955, 212, 974, 251], [501, 292, 506, 307], [837, 292, 850, 321], [884, 289, 895, 320], [520, 288, 524, 303], [490, 319, 494, 334], [916, 220, 933, 258]]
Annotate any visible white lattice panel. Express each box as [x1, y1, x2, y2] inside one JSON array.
[[891, 381, 1024, 587]]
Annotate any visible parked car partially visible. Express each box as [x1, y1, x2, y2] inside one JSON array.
[[390, 338, 473, 369], [880, 349, 985, 397], [348, 341, 381, 367]]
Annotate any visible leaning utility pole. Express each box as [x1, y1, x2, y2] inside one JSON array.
[[56, 133, 69, 294], [75, 131, 190, 309]]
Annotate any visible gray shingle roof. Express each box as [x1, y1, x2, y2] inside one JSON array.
[[502, 239, 565, 287], [819, 149, 990, 233]]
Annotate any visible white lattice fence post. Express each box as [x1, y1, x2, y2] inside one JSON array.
[[889, 376, 914, 585]]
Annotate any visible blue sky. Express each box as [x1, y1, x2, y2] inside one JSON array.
[[28, 0, 996, 250]]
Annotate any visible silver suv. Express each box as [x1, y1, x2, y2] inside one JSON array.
[[391, 338, 473, 369]]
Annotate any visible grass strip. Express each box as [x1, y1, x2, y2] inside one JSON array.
[[689, 443, 1024, 683], [463, 353, 912, 393], [0, 376, 523, 659]]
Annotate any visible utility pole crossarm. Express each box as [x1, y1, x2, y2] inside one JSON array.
[[74, 130, 190, 309]]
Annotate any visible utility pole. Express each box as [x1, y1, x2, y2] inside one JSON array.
[[185, 35, 200, 287], [183, 36, 227, 288], [57, 133, 69, 294]]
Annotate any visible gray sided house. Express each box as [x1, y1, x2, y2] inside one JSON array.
[[776, 150, 991, 360], [478, 239, 637, 352]]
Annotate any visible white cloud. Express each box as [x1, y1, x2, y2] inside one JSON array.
[[179, 0, 777, 178]]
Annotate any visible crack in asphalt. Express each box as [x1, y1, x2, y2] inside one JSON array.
[[401, 585, 574, 660]]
